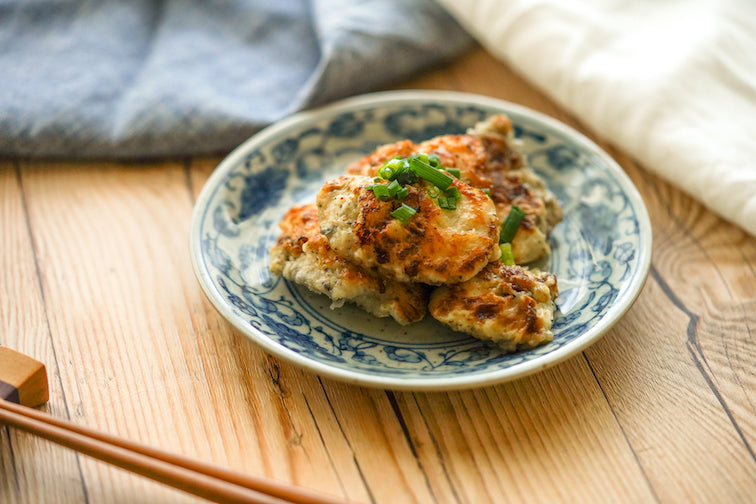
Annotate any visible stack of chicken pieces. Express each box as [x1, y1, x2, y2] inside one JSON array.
[[270, 115, 563, 352]]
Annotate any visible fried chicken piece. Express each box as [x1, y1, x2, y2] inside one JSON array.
[[465, 115, 563, 261], [269, 203, 427, 325], [346, 114, 562, 264], [316, 174, 500, 285], [346, 139, 417, 177], [429, 262, 558, 352]]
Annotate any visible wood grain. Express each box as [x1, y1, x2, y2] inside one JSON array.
[[1, 162, 88, 504], [2, 46, 756, 504], [586, 149, 756, 503], [188, 155, 655, 504]]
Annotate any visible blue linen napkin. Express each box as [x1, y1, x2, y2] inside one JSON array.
[[0, 0, 472, 158]]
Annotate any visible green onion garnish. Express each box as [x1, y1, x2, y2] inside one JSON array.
[[500, 243, 515, 265], [482, 187, 491, 198], [391, 203, 417, 223], [386, 157, 405, 169], [445, 168, 461, 179], [370, 153, 462, 214], [386, 180, 401, 197], [395, 169, 418, 186], [415, 153, 430, 165], [371, 184, 391, 201], [445, 186, 461, 201], [378, 158, 404, 180], [499, 205, 525, 243], [409, 157, 453, 190], [438, 197, 457, 210]]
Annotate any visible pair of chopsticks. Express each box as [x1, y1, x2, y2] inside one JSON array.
[[0, 399, 350, 504]]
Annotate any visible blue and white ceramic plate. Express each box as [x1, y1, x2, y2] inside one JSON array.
[[190, 91, 652, 391]]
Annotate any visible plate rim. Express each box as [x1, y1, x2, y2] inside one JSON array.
[[190, 89, 653, 391]]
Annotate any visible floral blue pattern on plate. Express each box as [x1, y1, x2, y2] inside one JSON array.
[[190, 91, 652, 390]]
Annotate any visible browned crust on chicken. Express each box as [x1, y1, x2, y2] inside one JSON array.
[[270, 203, 427, 325], [346, 139, 417, 177], [269, 114, 561, 349], [316, 174, 500, 285], [428, 262, 558, 352], [346, 114, 563, 264]]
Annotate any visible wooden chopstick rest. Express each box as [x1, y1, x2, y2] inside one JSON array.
[[0, 346, 49, 407]]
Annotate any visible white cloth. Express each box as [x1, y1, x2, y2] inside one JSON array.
[[437, 0, 756, 237]]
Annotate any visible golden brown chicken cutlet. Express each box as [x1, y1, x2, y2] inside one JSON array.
[[428, 262, 558, 352], [346, 114, 562, 264], [268, 113, 562, 352], [269, 203, 427, 325], [316, 174, 501, 285]]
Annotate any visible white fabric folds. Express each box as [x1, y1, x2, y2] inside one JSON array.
[[437, 0, 756, 237]]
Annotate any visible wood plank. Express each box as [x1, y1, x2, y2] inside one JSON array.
[[445, 49, 756, 502], [16, 161, 204, 502], [582, 150, 756, 503], [586, 276, 756, 503], [18, 160, 353, 502], [189, 157, 374, 503], [395, 357, 656, 504], [0, 162, 88, 504], [311, 381, 440, 504]]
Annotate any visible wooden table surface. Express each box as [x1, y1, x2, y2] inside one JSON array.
[[2, 46, 756, 504]]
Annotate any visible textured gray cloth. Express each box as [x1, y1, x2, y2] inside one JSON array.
[[0, 0, 472, 159]]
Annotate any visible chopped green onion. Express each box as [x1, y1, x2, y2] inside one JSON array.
[[396, 186, 410, 199], [373, 177, 382, 182], [482, 187, 491, 198], [500, 243, 515, 265], [386, 180, 401, 197], [428, 153, 441, 167], [414, 153, 430, 165], [386, 157, 405, 169], [395, 169, 418, 186], [378, 158, 402, 180], [409, 158, 453, 190], [445, 168, 461, 179], [391, 203, 417, 223], [371, 184, 391, 201], [445, 186, 461, 201], [426, 185, 441, 198], [499, 205, 525, 243], [438, 196, 457, 210]]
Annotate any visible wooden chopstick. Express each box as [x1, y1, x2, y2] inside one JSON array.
[[0, 399, 350, 504]]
